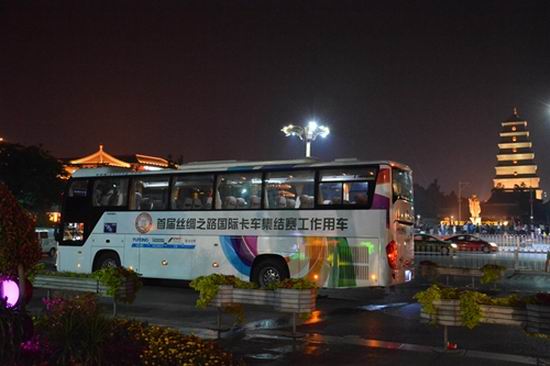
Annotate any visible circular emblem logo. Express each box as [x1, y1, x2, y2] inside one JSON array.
[[135, 212, 153, 234]]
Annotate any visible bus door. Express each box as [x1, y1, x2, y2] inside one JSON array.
[[391, 168, 415, 283], [89, 178, 130, 260], [58, 179, 93, 272]]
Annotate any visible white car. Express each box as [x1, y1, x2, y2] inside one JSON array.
[[36, 228, 57, 257]]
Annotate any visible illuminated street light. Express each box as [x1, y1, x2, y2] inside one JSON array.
[[281, 121, 330, 158]]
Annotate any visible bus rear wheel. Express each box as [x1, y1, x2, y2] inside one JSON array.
[[93, 252, 120, 271], [252, 258, 289, 288]]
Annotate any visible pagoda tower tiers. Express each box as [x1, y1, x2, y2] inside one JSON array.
[[493, 108, 543, 200]]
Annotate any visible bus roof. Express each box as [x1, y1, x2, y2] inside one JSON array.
[[71, 158, 411, 178]]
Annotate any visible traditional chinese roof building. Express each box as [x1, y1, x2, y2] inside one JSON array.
[[63, 144, 173, 175], [483, 108, 545, 223]]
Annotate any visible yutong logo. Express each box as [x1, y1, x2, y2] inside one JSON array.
[[135, 212, 153, 234]]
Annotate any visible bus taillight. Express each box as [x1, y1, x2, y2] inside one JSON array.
[[386, 240, 399, 270]]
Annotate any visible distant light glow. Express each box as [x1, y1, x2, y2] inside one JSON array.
[[307, 120, 318, 130], [143, 166, 163, 171]]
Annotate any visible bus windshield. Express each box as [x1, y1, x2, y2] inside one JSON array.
[[392, 168, 413, 203]]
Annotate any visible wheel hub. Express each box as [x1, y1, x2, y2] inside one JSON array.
[[261, 267, 281, 286]]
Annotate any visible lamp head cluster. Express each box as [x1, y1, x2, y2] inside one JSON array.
[[281, 120, 330, 142], [281, 120, 330, 158]]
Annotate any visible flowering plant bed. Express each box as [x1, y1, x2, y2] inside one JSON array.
[[416, 285, 531, 329], [15, 294, 242, 366], [191, 274, 318, 327], [31, 267, 142, 316]]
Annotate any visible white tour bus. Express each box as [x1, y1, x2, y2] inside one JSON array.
[[56, 158, 414, 288]]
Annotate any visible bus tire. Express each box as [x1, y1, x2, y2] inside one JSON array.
[[93, 251, 121, 271], [251, 257, 289, 287], [440, 247, 449, 256], [48, 247, 57, 258]]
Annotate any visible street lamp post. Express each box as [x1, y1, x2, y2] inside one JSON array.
[[281, 121, 330, 158]]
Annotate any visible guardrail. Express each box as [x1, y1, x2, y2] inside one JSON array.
[[479, 234, 550, 253], [33, 275, 131, 316], [416, 252, 548, 272]]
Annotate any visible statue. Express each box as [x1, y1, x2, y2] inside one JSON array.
[[469, 194, 481, 225]]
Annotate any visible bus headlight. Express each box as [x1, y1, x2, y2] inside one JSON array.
[[450, 243, 458, 249], [489, 242, 497, 247]]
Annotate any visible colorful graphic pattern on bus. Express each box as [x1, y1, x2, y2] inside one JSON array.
[[219, 235, 360, 287]]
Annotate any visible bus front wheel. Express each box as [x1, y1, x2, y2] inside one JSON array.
[[93, 252, 121, 271], [252, 257, 289, 288]]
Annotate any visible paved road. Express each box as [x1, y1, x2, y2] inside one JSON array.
[[35, 253, 550, 365]]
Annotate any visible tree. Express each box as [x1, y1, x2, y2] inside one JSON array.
[[0, 143, 66, 215], [0, 182, 42, 309]]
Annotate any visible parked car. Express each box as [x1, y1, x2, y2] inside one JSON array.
[[414, 233, 457, 255], [36, 228, 57, 257], [445, 234, 498, 253]]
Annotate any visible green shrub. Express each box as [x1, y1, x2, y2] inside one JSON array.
[[266, 278, 318, 290], [92, 266, 143, 304], [413, 284, 442, 319], [36, 294, 110, 366], [415, 285, 534, 329], [189, 274, 255, 309], [459, 291, 489, 329], [480, 264, 506, 284], [30, 295, 240, 365], [190, 274, 256, 324], [31, 266, 143, 304]]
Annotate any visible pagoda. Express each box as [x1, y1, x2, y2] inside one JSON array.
[[483, 108, 544, 223]]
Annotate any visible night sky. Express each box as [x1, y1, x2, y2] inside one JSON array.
[[1, 0, 550, 200]]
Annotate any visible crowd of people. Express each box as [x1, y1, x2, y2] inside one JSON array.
[[417, 221, 550, 237]]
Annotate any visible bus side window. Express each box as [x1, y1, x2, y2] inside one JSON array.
[[92, 178, 128, 207], [318, 167, 375, 207], [171, 174, 214, 210], [264, 170, 315, 209], [130, 177, 170, 210], [215, 173, 262, 209]]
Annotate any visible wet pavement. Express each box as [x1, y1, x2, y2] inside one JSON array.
[[32, 255, 550, 365]]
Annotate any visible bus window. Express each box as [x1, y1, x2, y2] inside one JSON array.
[[130, 176, 170, 210], [68, 179, 89, 197], [215, 173, 262, 209], [63, 222, 84, 242], [172, 174, 214, 210], [392, 168, 413, 203], [318, 167, 376, 206], [92, 178, 128, 207], [265, 170, 315, 209]]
